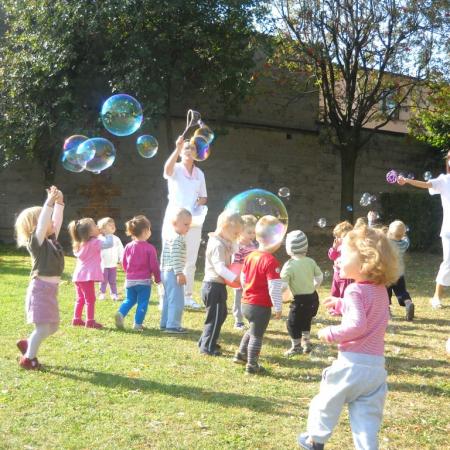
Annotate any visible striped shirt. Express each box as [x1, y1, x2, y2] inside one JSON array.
[[232, 240, 258, 264], [160, 234, 186, 274], [323, 282, 389, 356], [391, 237, 409, 275]]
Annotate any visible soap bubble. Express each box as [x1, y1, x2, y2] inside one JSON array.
[[386, 170, 398, 184], [360, 192, 372, 207], [61, 151, 85, 173], [136, 135, 158, 158], [317, 218, 327, 228], [225, 188, 288, 250], [407, 172, 415, 179], [80, 138, 116, 174], [324, 270, 331, 278], [278, 187, 290, 198], [194, 125, 214, 145], [101, 94, 143, 137], [346, 205, 353, 212], [190, 135, 210, 161], [423, 171, 432, 181], [63, 135, 90, 162]]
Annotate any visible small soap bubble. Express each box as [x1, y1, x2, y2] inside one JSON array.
[[278, 187, 290, 198], [386, 170, 398, 184], [101, 94, 143, 137], [317, 218, 327, 228], [136, 135, 158, 158], [423, 171, 432, 181]]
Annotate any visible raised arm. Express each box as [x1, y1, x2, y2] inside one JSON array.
[[397, 176, 432, 190], [163, 136, 184, 178], [35, 186, 58, 246], [52, 189, 65, 239]]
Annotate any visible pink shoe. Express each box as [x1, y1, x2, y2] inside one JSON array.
[[86, 320, 103, 329], [16, 339, 28, 355], [19, 356, 41, 370], [72, 318, 86, 326]]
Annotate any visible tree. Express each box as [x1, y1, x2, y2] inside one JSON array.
[[268, 0, 449, 220], [0, 0, 265, 183]]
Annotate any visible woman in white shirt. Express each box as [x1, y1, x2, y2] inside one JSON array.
[[398, 150, 450, 308], [162, 136, 208, 309]]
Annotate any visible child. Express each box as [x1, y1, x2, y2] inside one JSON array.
[[298, 225, 399, 450], [97, 217, 124, 301], [198, 211, 244, 356], [233, 215, 284, 374], [232, 214, 258, 330], [387, 220, 415, 321], [68, 217, 114, 329], [328, 221, 353, 298], [115, 215, 161, 331], [281, 230, 323, 356], [160, 208, 192, 333], [14, 186, 64, 369]]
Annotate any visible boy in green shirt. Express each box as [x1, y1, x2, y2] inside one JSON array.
[[281, 230, 323, 356]]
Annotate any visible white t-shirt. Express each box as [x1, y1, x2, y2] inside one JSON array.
[[429, 174, 450, 236], [162, 163, 207, 237], [100, 235, 124, 269]]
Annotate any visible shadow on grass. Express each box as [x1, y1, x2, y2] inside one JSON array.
[[45, 365, 289, 416], [386, 355, 449, 379], [388, 381, 448, 397]]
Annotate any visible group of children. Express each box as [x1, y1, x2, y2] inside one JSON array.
[[15, 184, 414, 449]]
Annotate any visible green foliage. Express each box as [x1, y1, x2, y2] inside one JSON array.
[[380, 192, 443, 252], [0, 0, 265, 179]]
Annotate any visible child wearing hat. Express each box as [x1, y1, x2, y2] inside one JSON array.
[[281, 230, 323, 356]]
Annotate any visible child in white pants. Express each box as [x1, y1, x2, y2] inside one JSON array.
[[298, 225, 399, 450]]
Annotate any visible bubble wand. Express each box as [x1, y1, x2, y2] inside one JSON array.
[[181, 109, 202, 138]]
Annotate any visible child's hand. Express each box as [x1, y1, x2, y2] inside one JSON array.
[[46, 186, 58, 206], [274, 311, 282, 320], [56, 189, 64, 204], [176, 273, 187, 285], [397, 175, 406, 185]]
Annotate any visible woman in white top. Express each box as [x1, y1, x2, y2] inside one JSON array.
[[398, 150, 450, 308], [162, 136, 208, 309]]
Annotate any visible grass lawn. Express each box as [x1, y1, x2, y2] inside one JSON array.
[[0, 244, 449, 449]]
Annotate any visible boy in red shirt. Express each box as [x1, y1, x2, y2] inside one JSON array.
[[233, 215, 283, 374]]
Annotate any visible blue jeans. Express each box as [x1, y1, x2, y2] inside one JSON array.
[[119, 284, 151, 325], [160, 270, 184, 329]]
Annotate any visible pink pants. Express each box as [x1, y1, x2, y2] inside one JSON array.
[[73, 281, 96, 321]]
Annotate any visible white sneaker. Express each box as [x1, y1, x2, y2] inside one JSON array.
[[430, 297, 442, 309], [98, 293, 105, 300], [184, 297, 201, 309], [111, 294, 119, 301]]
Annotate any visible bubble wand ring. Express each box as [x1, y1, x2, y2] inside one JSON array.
[[181, 109, 202, 138]]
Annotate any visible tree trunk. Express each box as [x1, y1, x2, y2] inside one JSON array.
[[339, 144, 358, 222]]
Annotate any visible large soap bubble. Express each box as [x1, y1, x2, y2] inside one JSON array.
[[136, 135, 158, 158], [190, 135, 210, 161], [101, 94, 143, 137], [225, 188, 288, 249], [194, 125, 214, 145], [61, 151, 85, 173], [79, 138, 116, 174], [63, 134, 92, 166]]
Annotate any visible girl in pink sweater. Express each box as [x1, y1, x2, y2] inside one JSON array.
[[69, 218, 114, 329], [298, 226, 399, 450]]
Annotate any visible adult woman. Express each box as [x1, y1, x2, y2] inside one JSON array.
[[398, 150, 450, 308], [162, 136, 207, 309]]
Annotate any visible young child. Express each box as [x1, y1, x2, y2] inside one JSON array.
[[115, 215, 161, 331], [14, 186, 64, 370], [198, 211, 244, 356], [232, 214, 258, 330], [160, 208, 192, 333], [298, 225, 399, 450], [387, 220, 415, 321], [97, 217, 124, 301], [281, 230, 323, 356], [233, 215, 284, 374], [328, 221, 353, 298], [69, 218, 114, 329]]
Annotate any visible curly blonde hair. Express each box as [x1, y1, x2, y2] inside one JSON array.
[[15, 207, 42, 247], [344, 225, 400, 286], [333, 220, 353, 238]]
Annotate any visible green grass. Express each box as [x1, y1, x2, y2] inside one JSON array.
[[0, 245, 449, 449]]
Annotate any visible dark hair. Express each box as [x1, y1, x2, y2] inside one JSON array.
[[125, 215, 151, 238]]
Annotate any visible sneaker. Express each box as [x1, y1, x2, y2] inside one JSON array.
[[19, 356, 41, 370], [133, 324, 145, 331], [184, 297, 201, 309], [284, 345, 303, 357], [430, 297, 442, 309], [233, 351, 247, 364], [86, 320, 103, 329], [297, 433, 324, 450], [199, 349, 221, 357], [302, 342, 313, 354], [245, 363, 265, 375], [111, 294, 119, 301], [164, 327, 188, 334], [405, 302, 415, 321], [16, 339, 28, 355], [115, 312, 125, 329], [234, 322, 246, 330], [98, 293, 105, 300], [72, 318, 86, 327]]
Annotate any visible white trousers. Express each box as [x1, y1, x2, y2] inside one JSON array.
[[307, 352, 387, 450], [183, 225, 202, 297], [436, 234, 450, 286]]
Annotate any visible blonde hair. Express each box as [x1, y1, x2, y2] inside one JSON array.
[[97, 217, 115, 233], [216, 211, 244, 232], [15, 206, 42, 247], [344, 225, 400, 286], [68, 218, 95, 252], [125, 215, 151, 238], [387, 220, 406, 240], [354, 217, 367, 229], [171, 208, 192, 223], [333, 220, 353, 238], [241, 214, 257, 229]]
